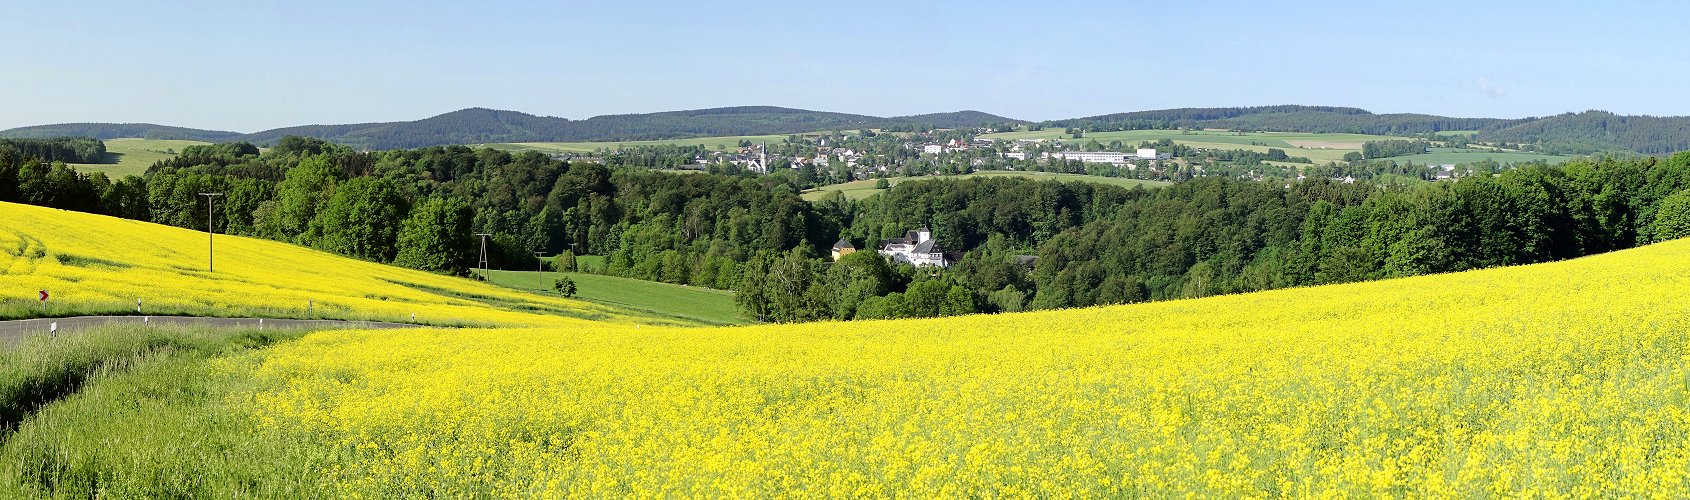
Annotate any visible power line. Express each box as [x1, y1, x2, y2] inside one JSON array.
[[199, 192, 223, 272], [474, 233, 492, 280]]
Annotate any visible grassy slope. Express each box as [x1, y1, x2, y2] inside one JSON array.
[[247, 237, 1690, 495], [980, 129, 1575, 165], [483, 269, 744, 326], [1398, 148, 1572, 165], [802, 171, 1170, 201], [66, 139, 209, 178], [15, 235, 1690, 494], [0, 325, 328, 497], [0, 202, 695, 327]]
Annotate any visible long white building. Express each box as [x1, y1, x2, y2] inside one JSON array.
[[1045, 151, 1131, 165]]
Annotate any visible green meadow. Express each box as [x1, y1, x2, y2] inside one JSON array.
[[1397, 148, 1573, 165], [67, 138, 209, 178], [482, 269, 744, 326]]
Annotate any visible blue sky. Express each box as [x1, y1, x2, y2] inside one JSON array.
[[3, 0, 1686, 131]]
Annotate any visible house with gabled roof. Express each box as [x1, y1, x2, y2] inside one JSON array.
[[831, 238, 856, 261], [878, 227, 951, 267]]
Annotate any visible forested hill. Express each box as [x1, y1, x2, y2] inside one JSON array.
[[0, 122, 244, 142], [1476, 111, 1690, 155], [1047, 106, 1507, 134], [0, 107, 1023, 150], [9, 105, 1689, 155], [1049, 105, 1690, 155]]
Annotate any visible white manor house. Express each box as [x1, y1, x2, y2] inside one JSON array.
[[877, 227, 951, 267]]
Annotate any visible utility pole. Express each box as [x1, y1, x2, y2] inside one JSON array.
[[534, 251, 546, 290], [474, 233, 492, 280], [199, 192, 223, 272]]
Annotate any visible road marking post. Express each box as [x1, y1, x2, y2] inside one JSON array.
[[49, 322, 57, 337], [137, 299, 142, 313]]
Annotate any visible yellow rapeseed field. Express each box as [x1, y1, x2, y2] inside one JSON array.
[[237, 236, 1690, 496], [0, 202, 652, 326]]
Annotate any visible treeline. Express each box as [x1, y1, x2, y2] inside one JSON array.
[[0, 137, 106, 164], [0, 158, 146, 217], [1475, 110, 1690, 155], [735, 153, 1690, 321], [1361, 139, 1430, 159], [11, 136, 1690, 325], [1044, 106, 1503, 136], [3, 137, 834, 290]]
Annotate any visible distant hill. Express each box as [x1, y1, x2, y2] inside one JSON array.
[[7, 105, 1690, 155], [1050, 106, 1506, 135], [1047, 105, 1690, 155], [0, 123, 242, 142], [0, 107, 1024, 150], [1474, 110, 1690, 155]]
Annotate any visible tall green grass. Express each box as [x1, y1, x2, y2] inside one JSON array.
[[0, 325, 328, 497]]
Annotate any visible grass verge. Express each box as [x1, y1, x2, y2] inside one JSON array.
[[0, 325, 327, 497]]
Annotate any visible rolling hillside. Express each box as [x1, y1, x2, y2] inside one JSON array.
[[8, 105, 1689, 155], [9, 200, 1690, 494], [1, 107, 1022, 150], [0, 202, 703, 327], [1047, 105, 1690, 155]]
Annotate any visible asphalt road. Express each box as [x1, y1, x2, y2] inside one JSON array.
[[0, 315, 418, 346]]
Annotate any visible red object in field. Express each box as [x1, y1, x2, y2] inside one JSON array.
[[38, 290, 48, 301]]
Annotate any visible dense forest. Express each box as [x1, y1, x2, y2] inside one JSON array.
[[0, 137, 107, 164], [0, 137, 838, 286], [1361, 139, 1430, 159], [1047, 106, 1503, 135], [0, 123, 242, 142], [1474, 110, 1690, 155], [0, 107, 1021, 150], [7, 138, 1690, 324]]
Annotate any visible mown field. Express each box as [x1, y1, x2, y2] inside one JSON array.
[[6, 200, 1690, 495], [483, 269, 743, 326], [1398, 147, 1572, 165], [801, 171, 1170, 201], [0, 202, 690, 327], [66, 138, 209, 178]]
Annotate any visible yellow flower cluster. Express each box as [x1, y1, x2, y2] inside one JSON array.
[[238, 235, 1690, 496], [0, 202, 649, 326]]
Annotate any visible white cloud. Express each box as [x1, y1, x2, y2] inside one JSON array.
[[1477, 77, 1505, 98]]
